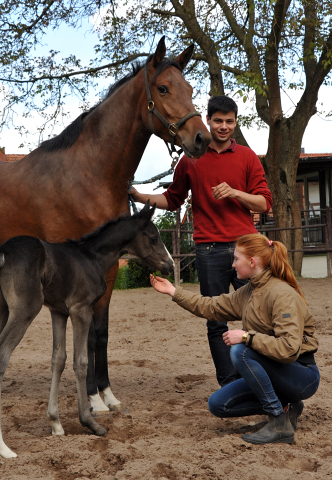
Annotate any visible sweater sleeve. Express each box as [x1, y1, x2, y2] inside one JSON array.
[[163, 156, 191, 212], [248, 290, 304, 363], [246, 152, 273, 213], [172, 285, 248, 322]]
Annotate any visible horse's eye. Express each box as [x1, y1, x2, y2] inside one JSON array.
[[157, 85, 169, 94], [150, 237, 158, 245]]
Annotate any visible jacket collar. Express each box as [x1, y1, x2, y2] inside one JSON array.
[[249, 268, 272, 289]]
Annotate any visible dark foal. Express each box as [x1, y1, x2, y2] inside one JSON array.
[[0, 202, 173, 458]]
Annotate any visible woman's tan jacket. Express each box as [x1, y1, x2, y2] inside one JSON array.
[[172, 269, 318, 364]]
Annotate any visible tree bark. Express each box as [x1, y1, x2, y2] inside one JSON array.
[[263, 121, 304, 275]]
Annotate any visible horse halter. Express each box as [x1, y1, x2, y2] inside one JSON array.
[[144, 62, 201, 161]]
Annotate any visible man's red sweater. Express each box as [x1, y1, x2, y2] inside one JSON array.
[[163, 140, 273, 244]]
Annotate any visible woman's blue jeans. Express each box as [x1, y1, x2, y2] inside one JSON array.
[[195, 242, 247, 387], [208, 344, 320, 418]]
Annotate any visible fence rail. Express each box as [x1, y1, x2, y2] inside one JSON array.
[[160, 207, 332, 285]]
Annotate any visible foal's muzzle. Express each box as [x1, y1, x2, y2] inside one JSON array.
[[160, 259, 174, 276]]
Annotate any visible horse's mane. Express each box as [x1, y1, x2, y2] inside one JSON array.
[[39, 56, 182, 152], [67, 209, 145, 246]]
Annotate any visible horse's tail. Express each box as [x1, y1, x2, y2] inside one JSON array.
[[0, 253, 5, 268]]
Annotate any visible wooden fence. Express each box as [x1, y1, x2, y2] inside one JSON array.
[[162, 207, 332, 286]]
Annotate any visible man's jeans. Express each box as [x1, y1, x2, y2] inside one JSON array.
[[195, 242, 247, 386], [208, 344, 320, 418]]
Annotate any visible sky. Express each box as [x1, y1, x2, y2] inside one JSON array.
[[1, 15, 332, 198]]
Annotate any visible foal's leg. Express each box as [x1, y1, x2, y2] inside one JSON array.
[[47, 310, 68, 436], [88, 264, 122, 414], [0, 289, 9, 335], [70, 306, 106, 436], [0, 296, 43, 458]]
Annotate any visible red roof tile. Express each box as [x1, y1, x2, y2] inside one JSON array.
[[299, 152, 332, 158], [3, 154, 26, 162]]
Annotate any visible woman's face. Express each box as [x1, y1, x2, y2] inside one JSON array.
[[232, 248, 253, 279]]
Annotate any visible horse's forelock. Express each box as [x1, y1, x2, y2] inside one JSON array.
[[151, 58, 182, 85]]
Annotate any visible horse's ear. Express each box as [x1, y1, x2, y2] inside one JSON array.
[[174, 44, 195, 71], [152, 36, 167, 68]]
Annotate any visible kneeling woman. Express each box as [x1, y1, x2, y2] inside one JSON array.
[[150, 234, 320, 445]]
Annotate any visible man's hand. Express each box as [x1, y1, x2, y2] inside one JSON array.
[[223, 329, 246, 346], [128, 185, 139, 200], [212, 182, 236, 200], [127, 188, 169, 210], [212, 183, 267, 212]]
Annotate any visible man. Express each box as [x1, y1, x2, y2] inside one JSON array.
[[130, 95, 273, 386]]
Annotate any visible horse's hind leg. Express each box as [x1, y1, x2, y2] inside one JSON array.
[[71, 306, 106, 436], [47, 310, 68, 436]]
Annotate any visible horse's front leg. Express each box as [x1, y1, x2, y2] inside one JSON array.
[[71, 306, 106, 436], [88, 263, 124, 414], [47, 310, 68, 436]]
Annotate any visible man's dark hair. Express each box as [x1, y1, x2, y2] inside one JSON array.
[[207, 96, 238, 119]]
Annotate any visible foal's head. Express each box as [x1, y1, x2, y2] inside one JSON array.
[[128, 202, 174, 276]]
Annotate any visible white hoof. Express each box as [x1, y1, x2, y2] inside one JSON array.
[[0, 441, 17, 459], [101, 387, 129, 415], [100, 387, 121, 409], [89, 393, 110, 414]]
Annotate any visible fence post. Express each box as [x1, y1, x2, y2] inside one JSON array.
[[326, 206, 332, 277], [173, 209, 181, 286]]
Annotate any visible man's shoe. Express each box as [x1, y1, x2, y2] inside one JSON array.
[[287, 401, 304, 431], [242, 411, 294, 445]]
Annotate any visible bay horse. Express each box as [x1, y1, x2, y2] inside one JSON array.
[[0, 37, 211, 414], [0, 202, 173, 458]]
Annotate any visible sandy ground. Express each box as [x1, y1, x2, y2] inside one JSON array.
[[0, 277, 332, 480]]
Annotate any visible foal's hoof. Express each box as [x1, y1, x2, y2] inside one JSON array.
[[94, 424, 107, 436], [0, 442, 18, 459]]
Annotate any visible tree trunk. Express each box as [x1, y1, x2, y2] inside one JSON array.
[[263, 121, 304, 276]]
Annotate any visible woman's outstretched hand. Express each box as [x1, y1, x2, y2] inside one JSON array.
[[150, 275, 176, 297]]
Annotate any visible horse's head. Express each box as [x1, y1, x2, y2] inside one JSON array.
[[127, 201, 174, 276], [141, 37, 211, 159]]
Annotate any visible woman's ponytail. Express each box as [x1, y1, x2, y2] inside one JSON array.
[[235, 234, 306, 301]]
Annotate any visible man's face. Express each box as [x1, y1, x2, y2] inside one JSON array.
[[206, 111, 237, 146]]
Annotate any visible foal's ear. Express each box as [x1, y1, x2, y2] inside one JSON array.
[[174, 44, 195, 71], [146, 205, 156, 224], [153, 36, 167, 68], [140, 201, 155, 222], [149, 203, 156, 218], [142, 200, 150, 212]]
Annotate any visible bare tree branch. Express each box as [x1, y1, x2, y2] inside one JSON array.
[[0, 53, 149, 84]]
